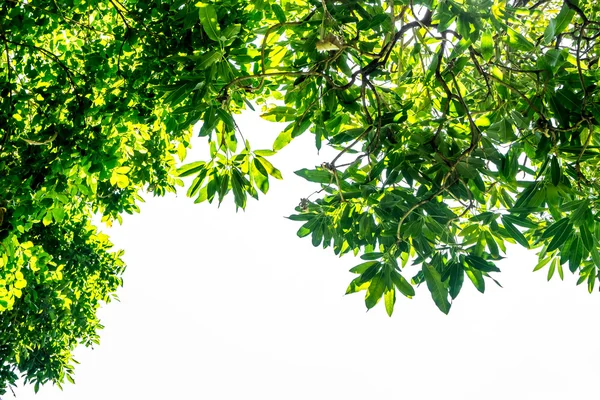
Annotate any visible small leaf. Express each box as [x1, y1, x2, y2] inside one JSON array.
[[384, 288, 395, 317], [547, 258, 557, 281]]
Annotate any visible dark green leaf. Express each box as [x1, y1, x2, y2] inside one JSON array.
[[423, 264, 451, 314]]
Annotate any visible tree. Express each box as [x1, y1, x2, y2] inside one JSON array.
[[1, 0, 599, 394]]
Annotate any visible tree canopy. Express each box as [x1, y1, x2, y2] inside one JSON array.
[[2, 0, 600, 394]]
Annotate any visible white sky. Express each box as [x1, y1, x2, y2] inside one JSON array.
[[9, 112, 600, 400]]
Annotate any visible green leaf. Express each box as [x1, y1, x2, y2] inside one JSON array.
[[541, 218, 570, 240], [231, 169, 247, 209], [547, 257, 558, 281], [448, 262, 464, 299], [543, 3, 575, 44], [580, 224, 594, 252], [501, 216, 529, 248], [550, 156, 561, 186], [271, 3, 286, 23], [481, 29, 494, 62], [391, 271, 415, 298], [569, 235, 583, 273], [198, 4, 222, 42], [349, 261, 379, 274], [177, 161, 205, 177], [423, 264, 451, 314], [465, 265, 485, 293], [365, 272, 386, 310], [465, 255, 500, 273], [273, 128, 293, 151], [255, 156, 282, 180], [196, 50, 222, 70], [534, 256, 553, 272], [294, 168, 332, 184], [507, 27, 534, 52], [384, 288, 395, 317], [546, 222, 573, 252], [484, 231, 499, 258], [360, 252, 384, 260]]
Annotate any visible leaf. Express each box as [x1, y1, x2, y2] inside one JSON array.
[[345, 277, 370, 294], [449, 262, 464, 299], [294, 168, 332, 184], [384, 288, 395, 317], [271, 3, 286, 23], [231, 169, 247, 209], [360, 252, 384, 260], [569, 235, 583, 273], [423, 264, 451, 314], [465, 265, 485, 293], [349, 261, 379, 274], [541, 218, 570, 240], [465, 255, 500, 273], [255, 156, 282, 179], [547, 257, 557, 281], [481, 29, 494, 62], [580, 224, 594, 252], [391, 271, 415, 298], [273, 128, 293, 151], [177, 161, 205, 177], [502, 216, 529, 248], [196, 50, 222, 70], [197, 4, 222, 42], [546, 221, 573, 252], [550, 156, 561, 186], [533, 256, 552, 272], [543, 3, 575, 44], [484, 231, 499, 258], [365, 272, 386, 310]]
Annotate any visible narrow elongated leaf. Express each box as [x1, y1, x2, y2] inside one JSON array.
[[294, 168, 332, 184], [449, 262, 464, 299], [502, 217, 529, 248], [391, 271, 415, 298], [349, 261, 379, 274], [423, 264, 451, 314], [465, 266, 485, 293], [546, 222, 573, 252], [384, 288, 395, 317], [465, 255, 500, 273], [481, 30, 494, 62], [365, 273, 386, 309], [177, 161, 205, 177], [541, 218, 571, 240]]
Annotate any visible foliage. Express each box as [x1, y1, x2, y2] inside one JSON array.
[[2, 0, 600, 394]]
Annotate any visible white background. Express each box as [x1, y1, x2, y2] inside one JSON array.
[[10, 113, 600, 399]]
